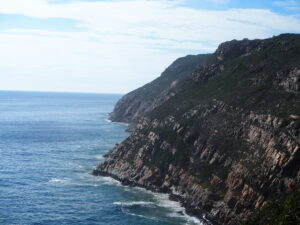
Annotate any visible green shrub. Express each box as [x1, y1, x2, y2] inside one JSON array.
[[243, 188, 300, 225]]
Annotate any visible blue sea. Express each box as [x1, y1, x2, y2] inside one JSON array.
[[0, 91, 202, 225]]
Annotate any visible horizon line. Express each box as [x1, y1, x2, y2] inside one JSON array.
[[0, 89, 126, 95]]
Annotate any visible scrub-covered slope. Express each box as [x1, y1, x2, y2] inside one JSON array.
[[94, 34, 300, 225], [110, 54, 210, 123]]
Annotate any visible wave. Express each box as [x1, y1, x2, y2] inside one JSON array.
[[128, 187, 203, 225], [121, 208, 160, 222], [96, 176, 122, 186], [169, 211, 204, 225], [75, 165, 85, 170], [104, 118, 112, 123], [96, 176, 203, 224], [113, 201, 155, 207], [94, 154, 104, 160], [104, 118, 129, 127], [153, 193, 203, 225], [113, 197, 202, 224], [48, 178, 71, 184]]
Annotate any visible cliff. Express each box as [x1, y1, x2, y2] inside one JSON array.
[[93, 34, 300, 225]]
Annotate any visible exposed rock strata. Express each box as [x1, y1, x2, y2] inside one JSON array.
[[94, 34, 300, 225]]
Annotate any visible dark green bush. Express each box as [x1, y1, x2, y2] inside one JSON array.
[[243, 188, 300, 225]]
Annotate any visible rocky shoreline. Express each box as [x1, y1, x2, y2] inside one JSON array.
[[92, 167, 214, 225]]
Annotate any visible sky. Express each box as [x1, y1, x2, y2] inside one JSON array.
[[0, 0, 299, 94]]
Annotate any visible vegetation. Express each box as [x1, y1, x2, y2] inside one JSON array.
[[111, 53, 211, 122], [149, 34, 300, 120], [107, 34, 300, 224], [143, 34, 300, 222], [243, 188, 300, 225]]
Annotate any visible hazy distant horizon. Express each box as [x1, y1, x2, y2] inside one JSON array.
[[0, 89, 126, 95]]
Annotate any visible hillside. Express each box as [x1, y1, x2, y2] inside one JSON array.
[[110, 54, 210, 123], [93, 34, 300, 225]]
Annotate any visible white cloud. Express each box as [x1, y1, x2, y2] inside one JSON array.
[[206, 0, 230, 4], [274, 0, 300, 11], [0, 0, 300, 93]]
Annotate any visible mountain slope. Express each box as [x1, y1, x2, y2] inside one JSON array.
[[110, 54, 210, 123], [94, 34, 300, 225]]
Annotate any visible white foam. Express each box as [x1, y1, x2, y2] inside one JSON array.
[[75, 165, 84, 170], [129, 187, 203, 225], [104, 117, 129, 127], [95, 176, 203, 224], [95, 154, 104, 160], [171, 211, 204, 225], [154, 193, 203, 225], [48, 178, 70, 184], [104, 118, 112, 123], [171, 186, 182, 196], [96, 176, 122, 186], [113, 201, 155, 206], [121, 209, 160, 222]]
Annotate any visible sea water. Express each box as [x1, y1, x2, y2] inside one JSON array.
[[0, 91, 203, 225]]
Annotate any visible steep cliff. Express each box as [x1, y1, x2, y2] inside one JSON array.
[[110, 54, 210, 123], [94, 34, 300, 225]]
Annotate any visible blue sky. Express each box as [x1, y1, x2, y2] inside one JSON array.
[[0, 14, 82, 32], [0, 0, 299, 93], [182, 0, 300, 13]]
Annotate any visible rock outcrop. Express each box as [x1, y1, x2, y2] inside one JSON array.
[[94, 34, 300, 225]]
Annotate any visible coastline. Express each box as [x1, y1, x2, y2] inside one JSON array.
[[95, 33, 300, 225], [92, 169, 209, 225], [105, 117, 135, 132], [93, 117, 208, 225]]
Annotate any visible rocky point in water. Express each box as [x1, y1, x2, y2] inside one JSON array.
[[93, 34, 300, 225]]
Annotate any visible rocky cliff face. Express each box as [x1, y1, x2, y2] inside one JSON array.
[[94, 34, 300, 225]]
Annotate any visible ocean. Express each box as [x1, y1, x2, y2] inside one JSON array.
[[0, 91, 203, 225]]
